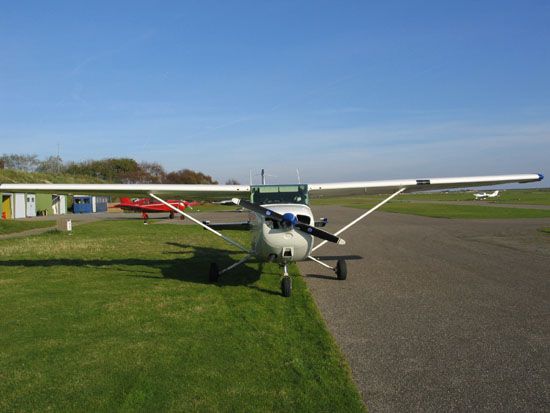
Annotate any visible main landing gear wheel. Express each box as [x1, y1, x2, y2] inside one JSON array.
[[281, 276, 292, 297], [209, 263, 219, 282], [335, 259, 347, 280], [169, 211, 175, 219]]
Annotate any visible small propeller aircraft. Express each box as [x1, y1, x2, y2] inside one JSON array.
[[473, 190, 500, 200], [1, 173, 543, 297], [115, 197, 200, 220]]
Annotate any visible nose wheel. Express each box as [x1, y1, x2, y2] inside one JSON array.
[[280, 263, 292, 297], [281, 276, 292, 297]]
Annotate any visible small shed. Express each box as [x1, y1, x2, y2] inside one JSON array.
[[73, 196, 93, 213], [2, 193, 13, 219], [52, 195, 67, 215], [26, 194, 36, 217], [14, 193, 26, 219], [93, 196, 109, 213]]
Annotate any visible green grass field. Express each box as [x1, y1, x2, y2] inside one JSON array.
[[402, 189, 550, 205], [0, 220, 55, 235], [313, 189, 550, 207], [0, 221, 365, 412], [312, 197, 550, 219], [375, 202, 550, 219]]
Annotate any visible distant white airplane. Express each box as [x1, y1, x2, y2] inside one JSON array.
[[212, 199, 235, 205], [473, 190, 500, 200]]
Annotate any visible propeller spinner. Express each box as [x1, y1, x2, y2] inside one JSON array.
[[232, 198, 345, 245]]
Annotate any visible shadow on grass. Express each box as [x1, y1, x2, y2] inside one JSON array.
[[0, 242, 269, 291]]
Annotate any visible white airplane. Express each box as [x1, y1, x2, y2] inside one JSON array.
[[473, 190, 500, 200], [1, 173, 543, 297]]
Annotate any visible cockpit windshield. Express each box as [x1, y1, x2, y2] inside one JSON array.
[[251, 185, 309, 205]]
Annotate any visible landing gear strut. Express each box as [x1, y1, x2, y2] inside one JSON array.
[[207, 255, 252, 284], [308, 255, 348, 280], [280, 263, 292, 297]]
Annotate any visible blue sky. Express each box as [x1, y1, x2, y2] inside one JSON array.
[[1, 1, 549, 184]]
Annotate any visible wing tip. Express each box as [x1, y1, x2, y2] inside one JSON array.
[[538, 173, 544, 181]]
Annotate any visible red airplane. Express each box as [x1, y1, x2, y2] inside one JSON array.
[[115, 198, 200, 220]]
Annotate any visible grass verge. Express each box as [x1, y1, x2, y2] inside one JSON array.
[[395, 189, 550, 205], [313, 189, 550, 207], [380, 202, 550, 219], [313, 197, 550, 219], [0, 220, 55, 235], [0, 220, 365, 412]]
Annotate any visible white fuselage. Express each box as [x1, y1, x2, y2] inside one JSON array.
[[250, 203, 315, 263]]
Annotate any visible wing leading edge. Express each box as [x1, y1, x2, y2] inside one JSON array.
[[308, 173, 543, 197], [0, 183, 251, 200]]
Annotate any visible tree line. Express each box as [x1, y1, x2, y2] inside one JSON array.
[[0, 154, 224, 184]]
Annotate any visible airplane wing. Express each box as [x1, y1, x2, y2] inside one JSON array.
[[0, 173, 543, 200], [0, 183, 251, 201], [308, 173, 543, 197]]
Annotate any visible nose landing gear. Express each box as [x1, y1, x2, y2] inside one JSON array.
[[280, 263, 292, 297]]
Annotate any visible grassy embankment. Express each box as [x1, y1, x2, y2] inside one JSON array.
[[0, 220, 365, 412], [0, 169, 105, 184], [312, 190, 550, 219]]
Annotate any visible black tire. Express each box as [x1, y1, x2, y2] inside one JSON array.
[[209, 263, 219, 282], [169, 211, 175, 219], [281, 276, 292, 297], [336, 259, 347, 280]]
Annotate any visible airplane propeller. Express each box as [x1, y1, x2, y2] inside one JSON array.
[[232, 199, 345, 245]]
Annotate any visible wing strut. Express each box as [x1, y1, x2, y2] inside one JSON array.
[[148, 193, 252, 254], [311, 187, 406, 253]]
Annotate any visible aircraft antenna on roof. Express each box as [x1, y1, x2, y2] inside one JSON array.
[[254, 169, 276, 184], [296, 169, 301, 184]]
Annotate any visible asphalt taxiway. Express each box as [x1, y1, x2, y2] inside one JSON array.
[[299, 206, 550, 411]]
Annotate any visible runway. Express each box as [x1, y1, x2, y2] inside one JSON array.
[[299, 206, 550, 411]]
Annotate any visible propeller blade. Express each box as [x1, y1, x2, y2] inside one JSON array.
[[232, 199, 285, 221], [295, 222, 345, 245]]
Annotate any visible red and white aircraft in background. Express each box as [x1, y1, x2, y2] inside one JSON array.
[[115, 197, 201, 220]]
